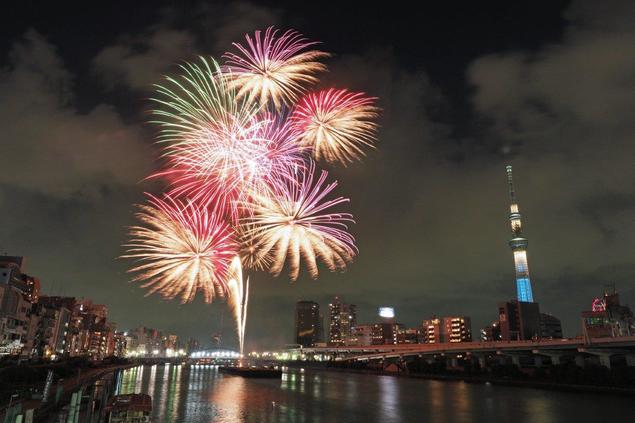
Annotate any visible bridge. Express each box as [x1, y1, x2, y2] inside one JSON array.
[[276, 336, 635, 369], [130, 348, 241, 365]]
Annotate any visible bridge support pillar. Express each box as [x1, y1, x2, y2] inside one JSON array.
[[580, 350, 612, 369], [533, 349, 562, 366], [477, 355, 487, 369], [496, 356, 507, 366], [597, 354, 611, 369], [548, 355, 561, 366], [574, 355, 585, 368], [510, 354, 521, 367]]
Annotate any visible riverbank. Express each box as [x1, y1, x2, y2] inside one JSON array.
[[0, 362, 134, 421], [285, 362, 635, 396]]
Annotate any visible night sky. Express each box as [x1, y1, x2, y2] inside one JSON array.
[[1, 1, 633, 350]]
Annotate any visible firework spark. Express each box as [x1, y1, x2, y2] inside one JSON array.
[[242, 163, 357, 280], [223, 27, 329, 109], [292, 88, 379, 165], [124, 194, 238, 303], [226, 256, 249, 356]]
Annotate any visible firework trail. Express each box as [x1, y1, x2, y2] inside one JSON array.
[[226, 256, 249, 356], [224, 27, 329, 109], [124, 194, 238, 303], [292, 88, 379, 165], [242, 163, 357, 281]]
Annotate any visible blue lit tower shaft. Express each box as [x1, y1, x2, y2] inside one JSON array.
[[506, 166, 534, 302]]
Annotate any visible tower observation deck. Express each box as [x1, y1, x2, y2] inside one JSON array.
[[506, 165, 534, 302]]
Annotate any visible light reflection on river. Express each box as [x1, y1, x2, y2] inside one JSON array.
[[113, 365, 633, 422]]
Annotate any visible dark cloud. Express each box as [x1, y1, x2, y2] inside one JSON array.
[[92, 2, 281, 92], [92, 27, 196, 90], [1, 1, 633, 350], [0, 29, 153, 197]]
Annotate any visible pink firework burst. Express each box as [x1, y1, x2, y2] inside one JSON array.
[[151, 57, 305, 221], [223, 27, 329, 109], [291, 88, 379, 165], [123, 194, 238, 304], [159, 113, 306, 222]]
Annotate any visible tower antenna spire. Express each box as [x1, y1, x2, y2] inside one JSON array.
[[506, 165, 516, 203]]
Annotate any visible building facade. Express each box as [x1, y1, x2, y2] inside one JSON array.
[[539, 313, 563, 339], [422, 316, 472, 343], [498, 300, 541, 341], [0, 256, 39, 355], [328, 297, 357, 346], [24, 303, 71, 359], [582, 289, 634, 340], [295, 301, 321, 347], [480, 320, 502, 341]]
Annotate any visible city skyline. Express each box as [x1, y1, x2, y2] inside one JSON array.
[[1, 1, 634, 349]]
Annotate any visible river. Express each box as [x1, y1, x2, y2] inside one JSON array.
[[112, 364, 633, 422]]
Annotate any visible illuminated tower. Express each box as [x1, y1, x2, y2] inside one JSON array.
[[506, 166, 534, 302]]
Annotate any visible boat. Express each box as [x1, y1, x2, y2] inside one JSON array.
[[105, 393, 152, 422], [219, 366, 282, 378]]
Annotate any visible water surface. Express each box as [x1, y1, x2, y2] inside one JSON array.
[[114, 365, 633, 422]]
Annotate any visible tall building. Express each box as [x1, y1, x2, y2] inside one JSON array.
[[24, 302, 71, 359], [0, 283, 32, 355], [422, 316, 472, 343], [113, 331, 128, 357], [0, 256, 40, 303], [0, 256, 40, 355], [422, 317, 442, 343], [328, 297, 356, 346], [506, 166, 534, 302], [371, 322, 403, 345], [498, 300, 541, 341], [295, 301, 321, 347]]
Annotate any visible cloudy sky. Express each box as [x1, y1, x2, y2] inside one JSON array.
[[1, 1, 633, 349]]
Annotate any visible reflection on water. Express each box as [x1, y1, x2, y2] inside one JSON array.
[[378, 375, 401, 422], [112, 365, 634, 423]]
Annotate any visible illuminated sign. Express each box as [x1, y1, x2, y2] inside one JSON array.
[[378, 307, 395, 318], [592, 298, 606, 312]]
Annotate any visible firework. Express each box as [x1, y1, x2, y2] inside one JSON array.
[[226, 256, 249, 356], [223, 27, 329, 109], [242, 163, 357, 281], [292, 88, 378, 165], [124, 194, 238, 303], [124, 28, 379, 353], [151, 58, 305, 219], [238, 224, 273, 271], [151, 57, 259, 217]]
